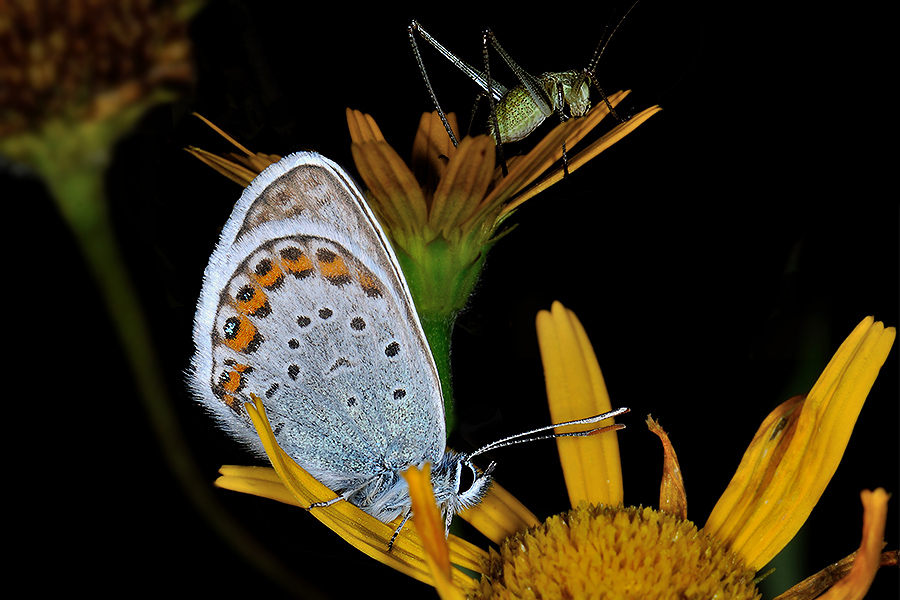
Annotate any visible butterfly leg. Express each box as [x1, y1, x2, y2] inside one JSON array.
[[306, 495, 346, 510], [388, 510, 414, 552]]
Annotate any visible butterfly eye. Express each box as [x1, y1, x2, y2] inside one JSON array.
[[455, 458, 496, 511], [457, 461, 478, 495]]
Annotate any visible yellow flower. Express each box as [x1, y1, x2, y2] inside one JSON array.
[[344, 101, 660, 321], [217, 303, 896, 598], [346, 96, 659, 251]]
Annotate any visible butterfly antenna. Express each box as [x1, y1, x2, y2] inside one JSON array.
[[469, 406, 629, 459]]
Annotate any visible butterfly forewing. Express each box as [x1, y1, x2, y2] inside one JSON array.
[[191, 153, 445, 498]]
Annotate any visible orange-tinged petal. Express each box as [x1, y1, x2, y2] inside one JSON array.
[[350, 140, 429, 234], [347, 109, 429, 233], [405, 465, 469, 600], [774, 489, 895, 600], [184, 113, 281, 185], [346, 107, 387, 143], [773, 548, 897, 600], [536, 301, 624, 507], [411, 110, 459, 188], [406, 464, 451, 575], [499, 99, 662, 216], [705, 317, 896, 570], [817, 488, 891, 600], [184, 145, 263, 186], [431, 135, 495, 240], [647, 417, 688, 520], [241, 395, 487, 587], [484, 90, 631, 215]]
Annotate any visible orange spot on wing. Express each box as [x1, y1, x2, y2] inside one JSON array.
[[222, 315, 261, 353], [318, 251, 351, 285], [357, 270, 382, 297], [281, 247, 314, 278], [252, 260, 284, 289], [235, 285, 269, 316], [218, 362, 252, 411]]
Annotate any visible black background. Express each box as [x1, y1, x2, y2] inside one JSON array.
[[16, 1, 897, 598]]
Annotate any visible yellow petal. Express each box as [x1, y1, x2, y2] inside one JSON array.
[[217, 462, 534, 572], [216, 465, 303, 507], [241, 395, 487, 587], [458, 480, 540, 544], [536, 301, 624, 507], [704, 317, 896, 570]]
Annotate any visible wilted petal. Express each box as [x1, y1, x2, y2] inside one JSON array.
[[774, 489, 894, 600], [647, 417, 688, 521], [817, 488, 891, 600]]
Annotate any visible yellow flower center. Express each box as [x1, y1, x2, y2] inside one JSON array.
[[474, 504, 760, 600]]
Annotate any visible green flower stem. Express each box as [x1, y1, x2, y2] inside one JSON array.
[[419, 311, 458, 433], [395, 235, 490, 433], [47, 163, 183, 468]]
